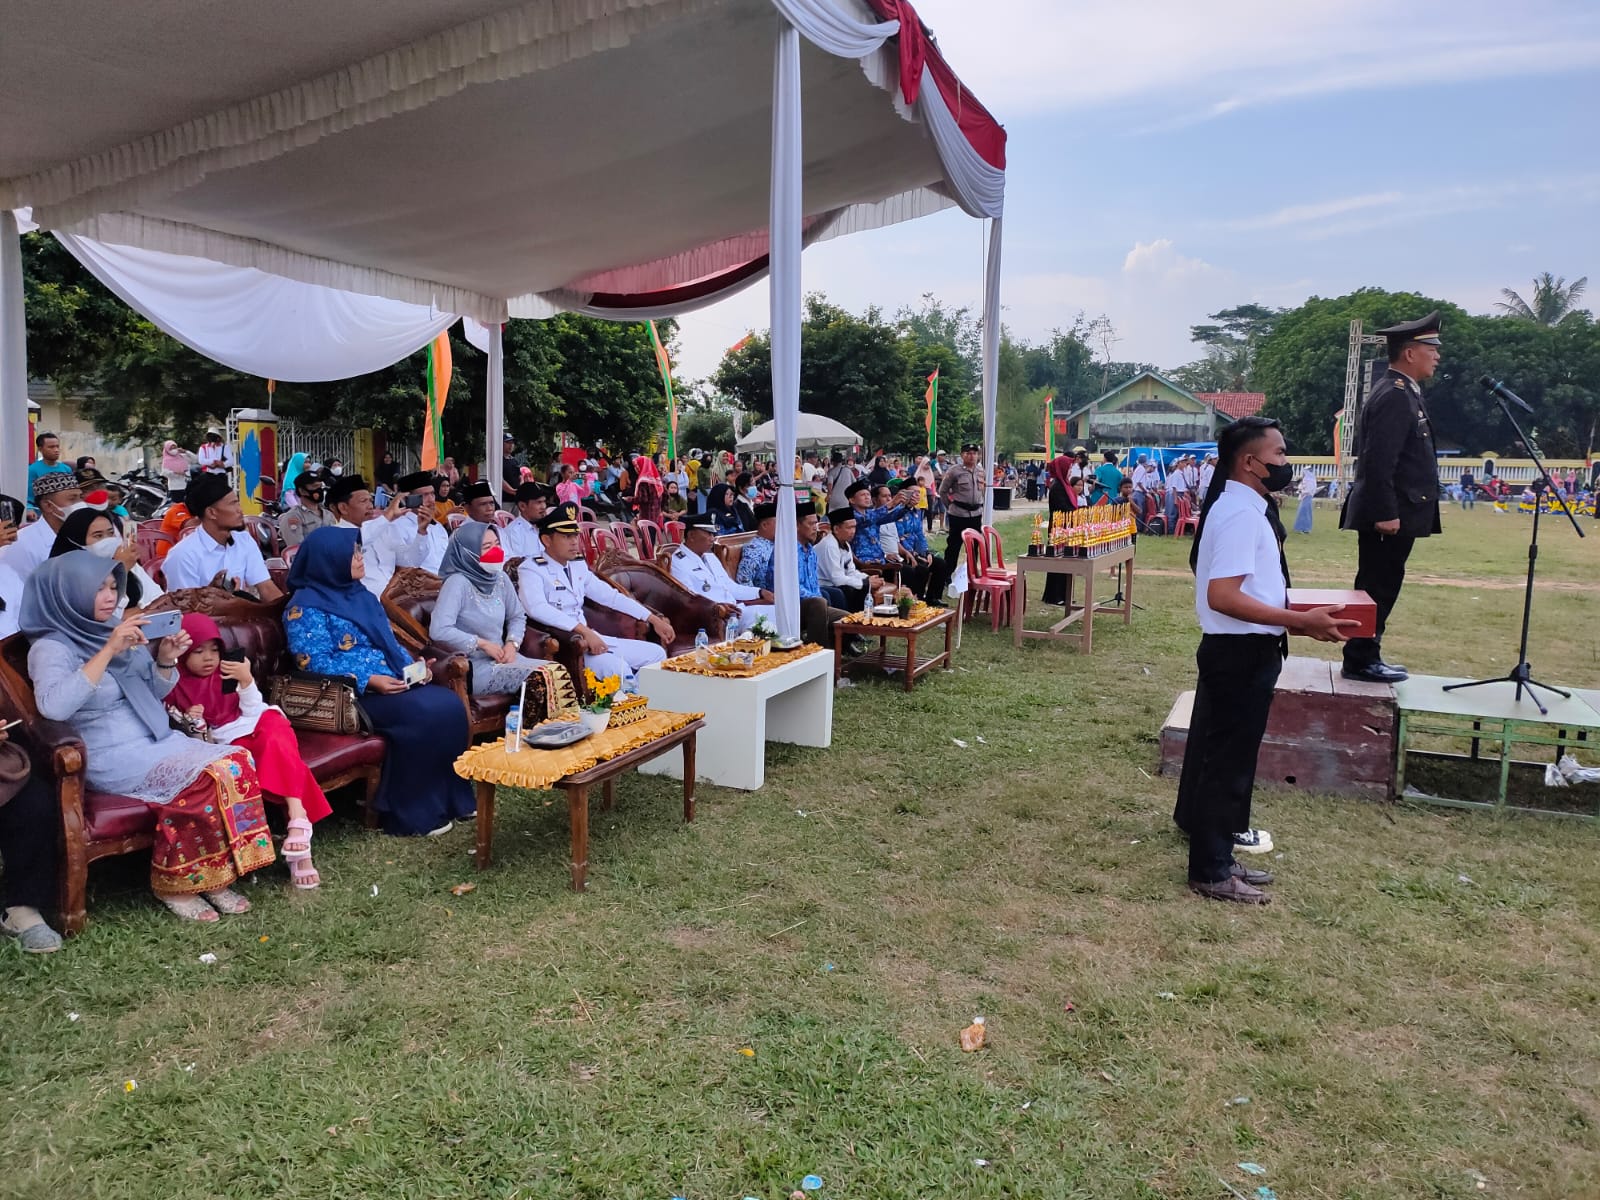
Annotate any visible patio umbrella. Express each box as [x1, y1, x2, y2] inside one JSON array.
[[736, 413, 861, 454]]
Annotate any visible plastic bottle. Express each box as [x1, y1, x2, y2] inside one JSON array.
[[862, 587, 873, 615], [505, 705, 522, 752], [694, 627, 709, 665]]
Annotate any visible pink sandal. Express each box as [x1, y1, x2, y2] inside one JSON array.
[[287, 856, 321, 890], [282, 818, 314, 860]]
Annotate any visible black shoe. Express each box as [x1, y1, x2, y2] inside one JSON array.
[[1229, 861, 1275, 886], [844, 636, 869, 657], [1342, 661, 1408, 683]]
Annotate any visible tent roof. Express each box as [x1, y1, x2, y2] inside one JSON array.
[[2, 0, 1005, 322]]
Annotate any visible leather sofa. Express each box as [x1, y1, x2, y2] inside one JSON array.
[[0, 587, 390, 935]]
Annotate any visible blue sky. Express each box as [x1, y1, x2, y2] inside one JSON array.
[[673, 0, 1600, 381]]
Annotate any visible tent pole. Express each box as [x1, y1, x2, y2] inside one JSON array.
[[487, 322, 504, 501], [0, 212, 28, 501], [980, 215, 1003, 527], [768, 21, 803, 644]]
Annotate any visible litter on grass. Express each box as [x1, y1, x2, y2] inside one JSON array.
[[449, 883, 476, 896], [1226, 1095, 1251, 1107], [1238, 1162, 1267, 1176], [975, 735, 987, 744], [737, 1047, 756, 1057], [1458, 874, 1475, 886], [801, 1175, 823, 1191], [1156, 991, 1177, 1001], [197, 953, 217, 964], [370, 884, 379, 896], [959, 1016, 987, 1052], [67, 1012, 80, 1022], [1256, 1189, 1278, 1200], [122, 1080, 137, 1092], [951, 738, 969, 748]]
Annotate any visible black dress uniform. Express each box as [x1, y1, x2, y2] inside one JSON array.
[[1340, 312, 1443, 681]]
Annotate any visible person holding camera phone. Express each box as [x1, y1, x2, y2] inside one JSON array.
[[21, 552, 277, 922], [392, 471, 448, 574], [170, 613, 330, 890]]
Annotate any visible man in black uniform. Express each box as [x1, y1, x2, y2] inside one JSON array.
[[1339, 311, 1444, 683]]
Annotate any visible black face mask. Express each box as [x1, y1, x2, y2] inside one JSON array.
[[1255, 459, 1295, 493]]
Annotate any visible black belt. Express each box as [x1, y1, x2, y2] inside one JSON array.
[[950, 503, 983, 513]]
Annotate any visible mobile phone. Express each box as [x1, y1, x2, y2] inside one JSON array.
[[0, 499, 15, 524], [402, 659, 428, 687], [403, 493, 426, 510], [219, 647, 247, 694], [142, 609, 184, 640]]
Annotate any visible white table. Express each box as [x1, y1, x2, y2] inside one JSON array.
[[635, 649, 835, 790]]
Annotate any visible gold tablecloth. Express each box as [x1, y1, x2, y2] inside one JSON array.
[[840, 602, 939, 629], [453, 709, 703, 790], [659, 642, 825, 678]]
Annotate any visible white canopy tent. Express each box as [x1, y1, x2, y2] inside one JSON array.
[[735, 412, 861, 454], [1, 0, 1007, 643]]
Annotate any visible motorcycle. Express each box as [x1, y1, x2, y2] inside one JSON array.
[[118, 466, 171, 522]]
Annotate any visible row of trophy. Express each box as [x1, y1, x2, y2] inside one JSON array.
[[1028, 505, 1136, 558]]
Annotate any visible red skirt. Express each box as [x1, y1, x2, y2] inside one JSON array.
[[232, 709, 332, 822], [151, 751, 275, 896]]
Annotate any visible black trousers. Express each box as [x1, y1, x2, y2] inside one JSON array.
[[1174, 633, 1283, 883], [1344, 530, 1416, 668], [1, 774, 60, 914], [1042, 484, 1075, 604], [944, 513, 983, 581], [801, 596, 848, 646]]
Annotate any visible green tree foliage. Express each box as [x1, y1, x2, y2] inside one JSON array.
[[1170, 303, 1283, 392], [895, 295, 984, 452], [1495, 273, 1589, 326], [1253, 287, 1600, 457]]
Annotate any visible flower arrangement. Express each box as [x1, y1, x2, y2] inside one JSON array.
[[582, 668, 623, 712], [748, 615, 777, 642]]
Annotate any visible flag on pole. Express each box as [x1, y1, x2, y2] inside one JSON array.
[[1043, 394, 1055, 457], [924, 368, 939, 455], [728, 332, 755, 357], [421, 331, 451, 471], [648, 320, 678, 460]]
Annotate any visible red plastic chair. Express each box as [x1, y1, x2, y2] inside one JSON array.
[[576, 521, 606, 564], [1175, 494, 1199, 536], [980, 524, 1015, 581], [663, 520, 687, 546], [960, 527, 1015, 631], [588, 528, 621, 565], [282, 543, 300, 566], [493, 510, 513, 529], [578, 505, 598, 523], [634, 519, 663, 560], [1143, 494, 1167, 536], [612, 522, 644, 558], [446, 511, 467, 531], [134, 524, 174, 574]]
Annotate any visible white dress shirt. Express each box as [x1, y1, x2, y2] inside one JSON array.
[[1198, 463, 1216, 499], [669, 545, 763, 608], [1298, 470, 1319, 499], [500, 515, 542, 562], [336, 514, 417, 597], [0, 517, 58, 579], [1194, 481, 1286, 636], [517, 553, 649, 631], [817, 533, 866, 589], [0, 562, 23, 638], [160, 526, 271, 591], [398, 520, 448, 574]]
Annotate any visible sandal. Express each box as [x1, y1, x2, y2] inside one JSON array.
[[202, 887, 252, 915], [160, 894, 220, 923], [282, 818, 314, 861], [287, 855, 321, 890]]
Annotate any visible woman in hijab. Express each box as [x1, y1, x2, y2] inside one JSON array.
[[1041, 454, 1080, 607], [281, 452, 309, 508], [50, 507, 164, 615], [21, 553, 275, 922], [706, 482, 743, 535], [161, 439, 197, 500], [283, 527, 474, 837], [633, 472, 663, 526], [429, 521, 549, 696], [375, 452, 399, 490]]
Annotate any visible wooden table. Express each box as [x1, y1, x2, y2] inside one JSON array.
[[833, 607, 955, 691], [463, 718, 704, 890], [1011, 543, 1134, 653]]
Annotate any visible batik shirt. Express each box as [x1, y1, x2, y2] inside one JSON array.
[[848, 503, 909, 564], [797, 541, 822, 600], [736, 536, 775, 591], [894, 509, 931, 556], [284, 604, 394, 693]]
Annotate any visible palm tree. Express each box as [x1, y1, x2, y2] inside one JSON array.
[[1495, 273, 1588, 325]]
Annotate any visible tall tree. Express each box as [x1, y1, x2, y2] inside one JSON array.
[[1174, 302, 1283, 392], [896, 295, 982, 452], [1495, 273, 1589, 326]]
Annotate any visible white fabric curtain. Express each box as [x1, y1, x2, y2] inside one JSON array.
[[487, 323, 505, 501], [981, 215, 1003, 525], [57, 232, 458, 381], [768, 21, 804, 644], [1, 212, 27, 499], [769, 0, 898, 57], [914, 66, 1005, 220]]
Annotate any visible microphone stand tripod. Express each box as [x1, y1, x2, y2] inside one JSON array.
[[1442, 385, 1584, 716]]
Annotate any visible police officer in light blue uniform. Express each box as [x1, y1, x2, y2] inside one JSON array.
[[516, 503, 672, 686], [669, 510, 775, 635]]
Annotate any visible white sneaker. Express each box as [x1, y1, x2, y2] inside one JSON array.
[[1232, 829, 1274, 854], [426, 821, 454, 838]]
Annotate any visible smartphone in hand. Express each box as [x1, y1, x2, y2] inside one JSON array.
[[219, 647, 247, 694]]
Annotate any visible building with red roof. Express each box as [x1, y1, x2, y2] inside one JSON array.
[[1194, 392, 1268, 420]]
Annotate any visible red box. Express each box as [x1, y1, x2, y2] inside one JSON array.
[[1286, 588, 1377, 638]]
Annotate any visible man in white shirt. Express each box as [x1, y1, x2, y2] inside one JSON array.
[[518, 503, 672, 686], [1176, 416, 1353, 905], [159, 473, 282, 599], [390, 471, 449, 575], [800, 453, 824, 485], [669, 511, 774, 634], [500, 482, 553, 561], [1197, 454, 1216, 502], [817, 507, 877, 612], [326, 473, 418, 598], [1166, 454, 1192, 525], [461, 480, 499, 524], [1, 471, 83, 580]]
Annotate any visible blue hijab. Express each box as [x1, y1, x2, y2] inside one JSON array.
[[285, 526, 412, 675]]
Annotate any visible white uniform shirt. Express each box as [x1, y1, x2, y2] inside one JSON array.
[[1298, 470, 1319, 499], [1194, 481, 1286, 636], [669, 544, 762, 608], [398, 520, 448, 574], [1198, 462, 1216, 499], [1131, 464, 1158, 492], [0, 562, 23, 638], [817, 534, 866, 589], [160, 526, 271, 591], [500, 515, 542, 562], [1168, 468, 1190, 497], [0, 517, 58, 579], [517, 552, 650, 632], [336, 514, 417, 597]]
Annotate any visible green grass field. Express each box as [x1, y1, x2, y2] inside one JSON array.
[[3, 504, 1598, 1199]]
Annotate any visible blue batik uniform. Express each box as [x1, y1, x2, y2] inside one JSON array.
[[849, 504, 908, 564], [736, 536, 775, 591], [797, 541, 822, 599], [895, 509, 931, 556]]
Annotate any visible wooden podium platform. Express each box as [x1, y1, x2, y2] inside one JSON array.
[[1159, 656, 1397, 795]]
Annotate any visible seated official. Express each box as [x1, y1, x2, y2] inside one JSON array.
[[391, 470, 448, 575], [501, 481, 553, 561], [326, 473, 419, 598], [844, 478, 914, 577], [159, 474, 283, 600], [283, 528, 475, 837], [877, 481, 944, 603], [278, 470, 333, 548], [670, 511, 774, 635], [462, 481, 499, 524], [819, 507, 886, 613], [517, 503, 673, 687], [430, 521, 551, 695]]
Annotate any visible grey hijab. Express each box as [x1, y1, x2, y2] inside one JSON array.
[[19, 551, 170, 737], [440, 520, 498, 596]]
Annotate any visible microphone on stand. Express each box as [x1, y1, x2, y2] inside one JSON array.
[[1480, 375, 1534, 414]]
